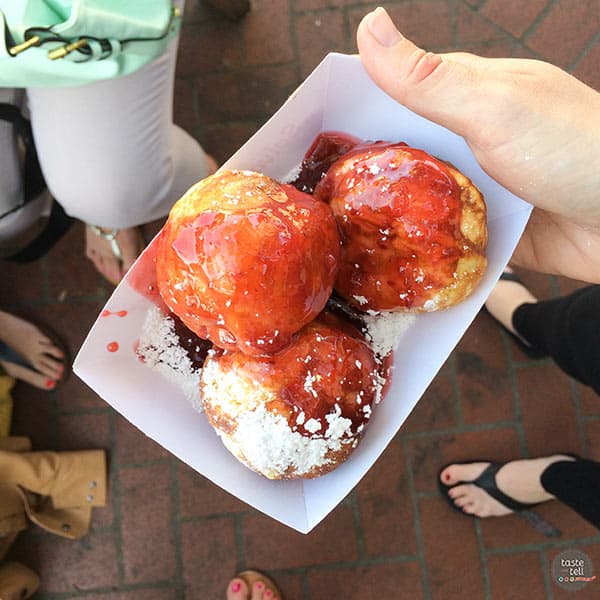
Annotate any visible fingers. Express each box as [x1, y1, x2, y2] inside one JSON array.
[[356, 7, 483, 137]]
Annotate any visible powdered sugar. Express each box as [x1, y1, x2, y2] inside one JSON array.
[[362, 310, 416, 358], [281, 163, 303, 184], [137, 307, 202, 410], [219, 404, 353, 479], [202, 358, 354, 478]]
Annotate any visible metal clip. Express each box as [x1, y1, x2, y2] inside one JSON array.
[[47, 38, 88, 60], [8, 35, 41, 56]]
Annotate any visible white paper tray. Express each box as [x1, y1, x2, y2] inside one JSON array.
[[74, 53, 531, 533]]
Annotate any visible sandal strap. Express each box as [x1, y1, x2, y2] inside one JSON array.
[[474, 463, 562, 537], [89, 225, 122, 260], [499, 270, 524, 284], [0, 341, 30, 369], [474, 463, 540, 512]]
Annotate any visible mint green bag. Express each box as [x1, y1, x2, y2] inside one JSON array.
[[0, 0, 180, 87]]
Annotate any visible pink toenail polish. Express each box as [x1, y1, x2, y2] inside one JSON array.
[[444, 472, 451, 482], [255, 582, 264, 590], [231, 581, 241, 593], [45, 379, 56, 389], [265, 590, 272, 597]]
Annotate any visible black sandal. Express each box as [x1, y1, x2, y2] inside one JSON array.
[[438, 461, 561, 537], [483, 270, 547, 359]]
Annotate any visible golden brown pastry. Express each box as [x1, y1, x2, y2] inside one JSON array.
[[156, 169, 341, 356], [200, 312, 382, 479], [314, 141, 487, 312]]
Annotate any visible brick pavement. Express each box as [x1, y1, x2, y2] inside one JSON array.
[[2, 1, 599, 599]]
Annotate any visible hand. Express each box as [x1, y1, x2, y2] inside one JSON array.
[[357, 7, 600, 283]]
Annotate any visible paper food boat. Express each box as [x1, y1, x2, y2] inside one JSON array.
[[74, 53, 531, 534]]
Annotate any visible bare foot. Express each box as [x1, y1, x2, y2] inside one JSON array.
[[0, 310, 65, 390], [226, 571, 281, 600], [485, 267, 538, 339], [85, 226, 145, 285], [439, 455, 576, 517]]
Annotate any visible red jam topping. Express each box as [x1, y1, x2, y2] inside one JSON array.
[[101, 310, 128, 318], [291, 131, 361, 194], [315, 142, 463, 310], [169, 311, 213, 369], [214, 311, 378, 436]]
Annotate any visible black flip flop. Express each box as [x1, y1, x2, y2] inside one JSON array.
[[438, 461, 562, 537], [483, 270, 547, 359]]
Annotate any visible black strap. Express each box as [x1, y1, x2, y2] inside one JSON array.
[[4, 199, 73, 263], [474, 463, 539, 512], [0, 103, 31, 142]]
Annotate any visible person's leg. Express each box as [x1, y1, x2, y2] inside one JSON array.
[[540, 458, 600, 528], [485, 268, 600, 393], [512, 285, 600, 393], [439, 456, 600, 530], [26, 0, 215, 283]]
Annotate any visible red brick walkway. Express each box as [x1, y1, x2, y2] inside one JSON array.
[[3, 1, 599, 599]]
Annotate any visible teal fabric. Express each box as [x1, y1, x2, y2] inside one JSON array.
[[0, 0, 179, 87]]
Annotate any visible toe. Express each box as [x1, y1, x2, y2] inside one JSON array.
[[251, 581, 266, 599], [442, 462, 491, 485], [34, 356, 63, 380], [226, 577, 249, 600], [0, 361, 56, 391], [461, 502, 478, 515], [447, 484, 471, 500], [38, 340, 65, 360]]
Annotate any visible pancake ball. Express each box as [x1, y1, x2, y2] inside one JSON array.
[[200, 312, 383, 479], [156, 169, 341, 356], [315, 142, 487, 312]]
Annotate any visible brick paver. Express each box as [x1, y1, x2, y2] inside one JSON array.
[[3, 1, 599, 599]]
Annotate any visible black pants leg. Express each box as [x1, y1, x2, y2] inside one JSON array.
[[540, 458, 600, 529], [512, 285, 600, 394]]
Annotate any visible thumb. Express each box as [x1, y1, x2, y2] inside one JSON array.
[[356, 7, 483, 138]]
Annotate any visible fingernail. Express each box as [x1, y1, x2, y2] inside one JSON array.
[[367, 7, 403, 48], [46, 379, 56, 389], [231, 581, 241, 593]]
